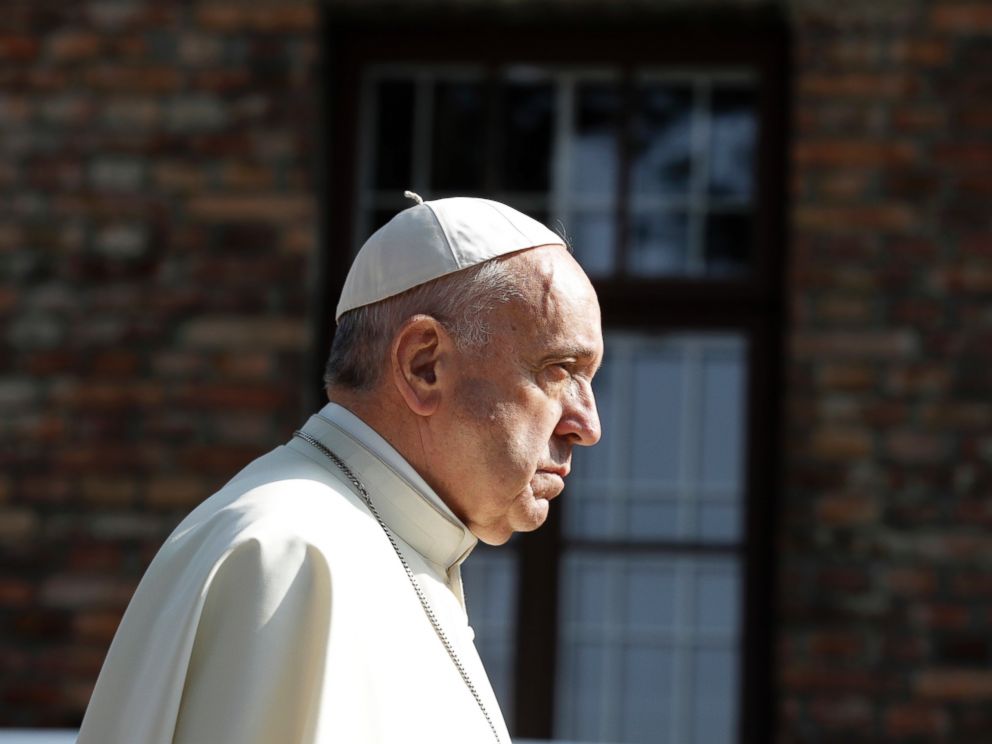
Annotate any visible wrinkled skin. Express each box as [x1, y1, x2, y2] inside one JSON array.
[[429, 245, 603, 545]]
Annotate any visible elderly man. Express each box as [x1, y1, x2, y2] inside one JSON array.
[[78, 194, 602, 744]]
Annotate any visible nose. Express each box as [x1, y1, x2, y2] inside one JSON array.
[[555, 379, 601, 446]]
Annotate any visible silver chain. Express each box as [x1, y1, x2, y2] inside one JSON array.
[[292, 430, 503, 744]]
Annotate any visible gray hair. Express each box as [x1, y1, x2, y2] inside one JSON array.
[[324, 258, 526, 391]]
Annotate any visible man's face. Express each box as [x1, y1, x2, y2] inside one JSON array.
[[436, 246, 603, 545]]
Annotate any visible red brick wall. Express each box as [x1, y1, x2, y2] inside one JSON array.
[[783, 1, 992, 740], [0, 1, 318, 725]]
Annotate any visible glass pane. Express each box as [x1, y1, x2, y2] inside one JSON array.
[[704, 212, 751, 277], [500, 81, 553, 191], [632, 84, 693, 197], [699, 502, 740, 542], [708, 87, 757, 202], [700, 345, 746, 490], [568, 210, 615, 278], [461, 545, 518, 720], [627, 499, 680, 541], [694, 560, 740, 635], [572, 82, 621, 196], [432, 80, 486, 191], [630, 346, 683, 483], [624, 561, 677, 631], [557, 554, 742, 744], [691, 647, 738, 744], [372, 79, 414, 190], [621, 645, 674, 743], [628, 210, 690, 276]]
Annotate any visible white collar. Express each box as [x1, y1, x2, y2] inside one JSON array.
[[297, 402, 477, 572]]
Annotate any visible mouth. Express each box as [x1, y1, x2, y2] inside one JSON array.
[[537, 465, 569, 479]]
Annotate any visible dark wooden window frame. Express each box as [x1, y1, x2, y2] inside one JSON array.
[[318, 8, 789, 742]]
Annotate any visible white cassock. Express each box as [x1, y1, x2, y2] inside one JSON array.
[[78, 403, 511, 744]]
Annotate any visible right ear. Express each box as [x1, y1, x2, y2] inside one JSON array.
[[390, 315, 452, 417]]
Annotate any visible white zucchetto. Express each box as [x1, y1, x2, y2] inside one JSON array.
[[335, 193, 565, 321]]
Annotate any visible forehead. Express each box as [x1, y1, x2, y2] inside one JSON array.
[[506, 247, 603, 362]]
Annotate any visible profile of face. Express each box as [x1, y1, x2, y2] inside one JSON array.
[[430, 245, 603, 545]]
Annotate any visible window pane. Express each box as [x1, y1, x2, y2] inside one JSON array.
[[691, 646, 739, 744], [568, 210, 615, 278], [556, 555, 741, 744], [500, 80, 553, 191], [708, 87, 757, 202], [372, 79, 414, 190], [630, 345, 683, 483], [700, 345, 746, 490], [432, 80, 486, 191], [571, 82, 622, 196], [704, 212, 751, 277], [631, 83, 693, 197], [628, 210, 690, 276]]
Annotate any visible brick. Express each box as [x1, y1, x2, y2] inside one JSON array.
[[916, 670, 992, 700], [85, 65, 181, 93], [792, 331, 917, 360], [99, 97, 161, 130], [180, 316, 307, 349], [886, 567, 937, 596], [816, 493, 879, 526], [808, 696, 873, 729], [40, 575, 136, 610], [0, 35, 40, 61], [931, 264, 992, 292], [815, 171, 874, 201], [885, 704, 947, 737], [936, 143, 992, 169], [73, 610, 122, 644], [80, 478, 136, 507], [892, 105, 947, 132], [146, 477, 206, 510], [219, 162, 275, 190], [165, 94, 228, 132], [195, 4, 317, 32], [800, 73, 918, 98], [795, 204, 919, 232], [187, 194, 314, 222], [0, 509, 39, 540], [816, 295, 874, 324], [46, 31, 103, 62], [176, 383, 288, 410], [809, 427, 873, 459], [794, 140, 917, 167], [932, 4, 992, 32], [914, 603, 972, 630], [89, 157, 146, 191], [807, 630, 865, 660], [884, 431, 947, 463], [818, 363, 877, 391], [889, 38, 951, 66], [152, 161, 206, 192], [0, 578, 33, 605]]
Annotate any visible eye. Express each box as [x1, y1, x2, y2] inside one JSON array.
[[544, 363, 571, 382]]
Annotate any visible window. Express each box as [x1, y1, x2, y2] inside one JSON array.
[[323, 14, 786, 743]]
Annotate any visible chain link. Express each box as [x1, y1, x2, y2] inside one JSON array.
[[292, 430, 503, 744]]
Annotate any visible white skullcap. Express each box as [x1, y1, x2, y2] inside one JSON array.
[[335, 192, 565, 321]]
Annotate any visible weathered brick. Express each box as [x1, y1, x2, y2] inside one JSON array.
[[180, 316, 307, 349], [794, 140, 917, 167], [916, 670, 992, 700], [792, 330, 917, 360], [816, 492, 879, 526], [795, 204, 919, 232], [39, 575, 136, 610], [186, 193, 314, 222], [932, 4, 992, 32], [809, 427, 874, 459], [884, 431, 947, 464], [886, 567, 937, 596], [800, 73, 919, 98], [818, 363, 877, 391], [46, 31, 103, 62], [195, 4, 317, 32], [146, 477, 206, 510], [884, 704, 947, 737]]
